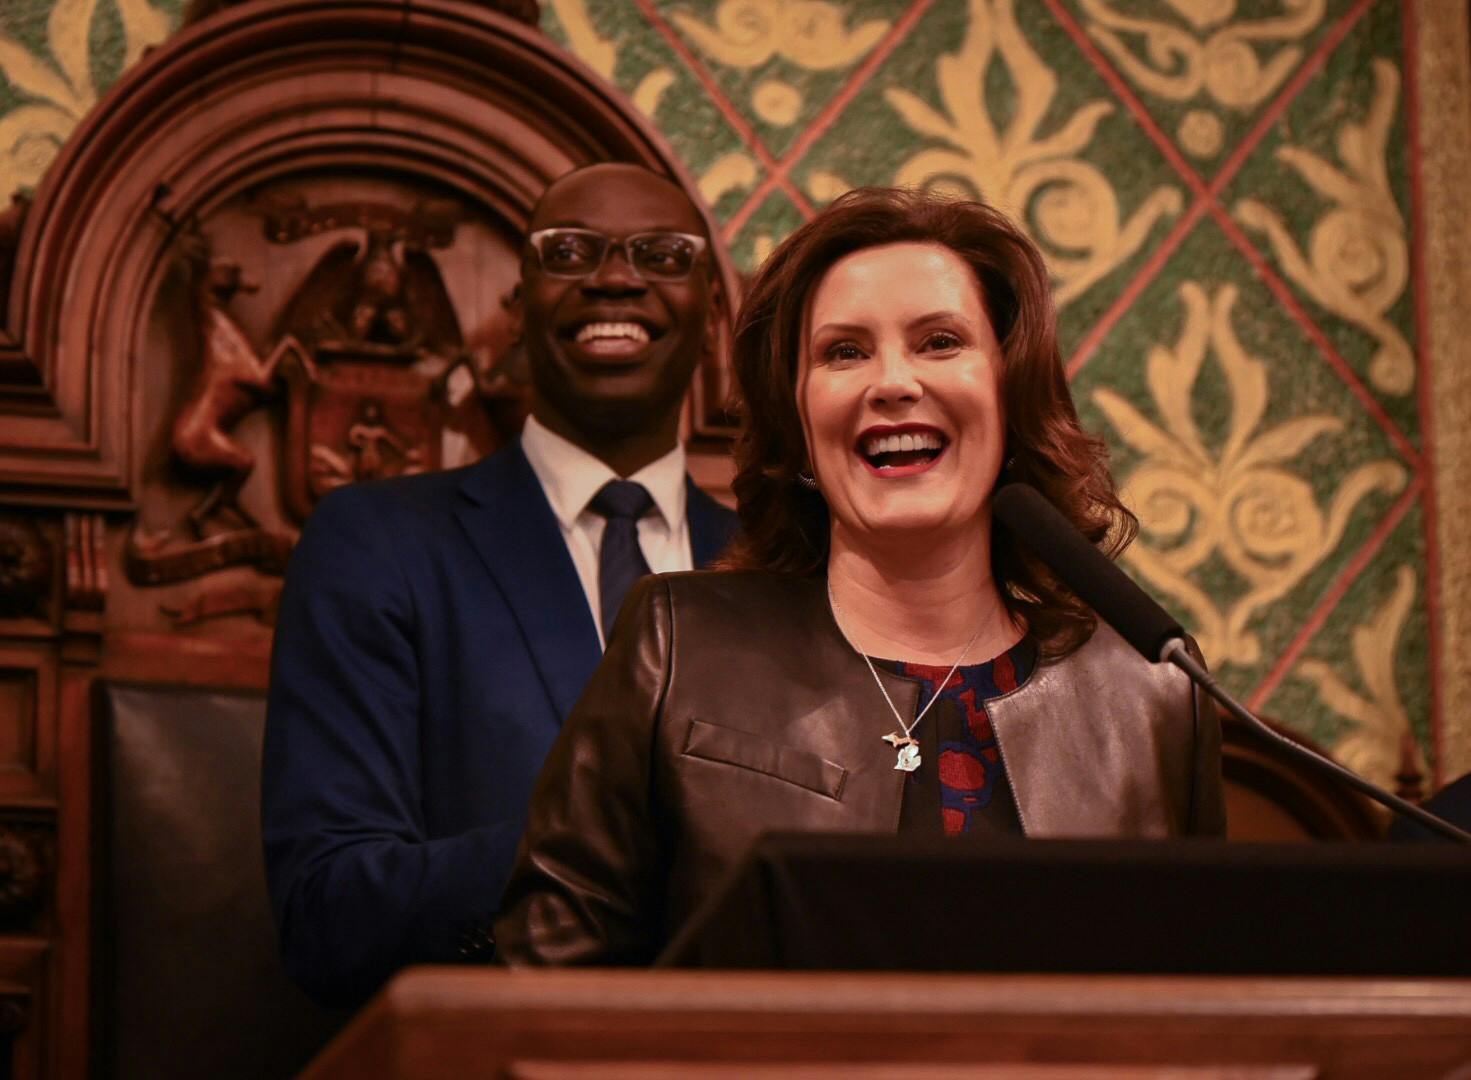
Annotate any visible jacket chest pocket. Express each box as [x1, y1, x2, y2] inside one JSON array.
[[681, 719, 848, 801]]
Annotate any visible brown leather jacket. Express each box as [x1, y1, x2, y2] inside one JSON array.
[[494, 570, 1225, 966]]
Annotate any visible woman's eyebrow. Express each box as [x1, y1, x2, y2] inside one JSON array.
[[810, 321, 870, 338], [810, 312, 974, 339], [906, 310, 973, 331]]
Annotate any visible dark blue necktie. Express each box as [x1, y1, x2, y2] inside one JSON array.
[[590, 479, 654, 639]]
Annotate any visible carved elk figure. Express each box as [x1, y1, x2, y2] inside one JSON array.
[[127, 197, 525, 598], [170, 224, 304, 536]]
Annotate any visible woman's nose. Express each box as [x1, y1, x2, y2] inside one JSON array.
[[866, 348, 923, 405]]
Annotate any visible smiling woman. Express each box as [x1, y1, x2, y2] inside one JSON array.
[[494, 188, 1227, 967], [801, 241, 1016, 665], [728, 188, 1132, 661]]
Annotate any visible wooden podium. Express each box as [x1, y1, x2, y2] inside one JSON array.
[[303, 969, 1471, 1078]]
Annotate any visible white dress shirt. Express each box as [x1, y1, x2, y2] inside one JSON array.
[[520, 414, 693, 648]]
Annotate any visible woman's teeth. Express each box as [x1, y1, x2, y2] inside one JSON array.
[[862, 431, 944, 457], [860, 430, 947, 471], [575, 321, 650, 344]]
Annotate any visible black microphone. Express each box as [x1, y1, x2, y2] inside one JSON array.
[[993, 482, 1471, 844], [992, 484, 1182, 661]]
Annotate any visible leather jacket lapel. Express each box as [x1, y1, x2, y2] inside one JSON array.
[[865, 668, 921, 830], [986, 623, 1190, 837], [453, 443, 602, 722], [783, 577, 917, 832]]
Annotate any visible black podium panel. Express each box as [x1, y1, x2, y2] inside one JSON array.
[[658, 834, 1471, 975]]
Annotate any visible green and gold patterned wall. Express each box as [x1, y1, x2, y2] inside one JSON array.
[[4, 0, 1469, 789], [0, 0, 178, 195]]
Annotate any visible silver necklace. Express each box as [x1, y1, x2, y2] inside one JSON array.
[[827, 580, 985, 773]]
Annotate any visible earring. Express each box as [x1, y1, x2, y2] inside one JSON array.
[[796, 470, 819, 490]]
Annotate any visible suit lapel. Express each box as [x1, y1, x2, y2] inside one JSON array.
[[685, 479, 736, 569], [453, 443, 602, 722]]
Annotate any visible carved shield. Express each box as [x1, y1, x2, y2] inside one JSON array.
[[281, 347, 444, 522]]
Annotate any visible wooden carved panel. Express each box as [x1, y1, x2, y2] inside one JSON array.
[[0, 939, 45, 1080], [0, 517, 50, 623], [0, 0, 738, 519], [121, 176, 526, 627], [0, 814, 53, 935], [0, 649, 56, 804]]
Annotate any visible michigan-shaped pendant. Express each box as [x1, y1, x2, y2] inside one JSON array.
[[883, 732, 921, 772]]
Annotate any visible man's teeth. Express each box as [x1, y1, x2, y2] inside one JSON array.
[[575, 321, 650, 344], [862, 431, 945, 456]]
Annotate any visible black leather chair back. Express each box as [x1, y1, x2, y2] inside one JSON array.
[[96, 683, 345, 1079]]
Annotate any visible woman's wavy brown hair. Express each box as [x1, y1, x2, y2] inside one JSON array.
[[722, 186, 1137, 658]]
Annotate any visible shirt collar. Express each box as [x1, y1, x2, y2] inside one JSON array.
[[520, 414, 687, 529]]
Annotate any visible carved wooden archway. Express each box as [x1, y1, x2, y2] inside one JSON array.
[[0, 0, 736, 511], [0, 4, 739, 1076]]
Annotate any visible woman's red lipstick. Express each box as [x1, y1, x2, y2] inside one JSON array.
[[855, 423, 948, 478]]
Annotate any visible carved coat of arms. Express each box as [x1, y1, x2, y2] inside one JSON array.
[[125, 195, 526, 617]]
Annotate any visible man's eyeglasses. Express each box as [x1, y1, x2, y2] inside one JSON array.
[[527, 228, 708, 282]]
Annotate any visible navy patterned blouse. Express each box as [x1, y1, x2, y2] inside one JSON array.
[[875, 638, 1036, 837]]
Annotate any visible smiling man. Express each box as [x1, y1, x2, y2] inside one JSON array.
[[261, 163, 738, 1006]]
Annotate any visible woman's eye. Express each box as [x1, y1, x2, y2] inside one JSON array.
[[923, 331, 963, 352], [823, 342, 866, 363]]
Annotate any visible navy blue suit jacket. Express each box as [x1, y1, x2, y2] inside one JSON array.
[[262, 441, 737, 1005]]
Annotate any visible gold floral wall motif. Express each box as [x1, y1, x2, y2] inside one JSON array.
[[1236, 58, 1412, 395], [548, 0, 619, 79], [1093, 282, 1406, 668], [1, 0, 1465, 785], [0, 0, 171, 196], [1079, 0, 1327, 159], [670, 0, 888, 71], [548, 0, 679, 115], [699, 150, 762, 206], [1296, 563, 1423, 791], [545, 0, 890, 248], [885, 0, 1182, 307]]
